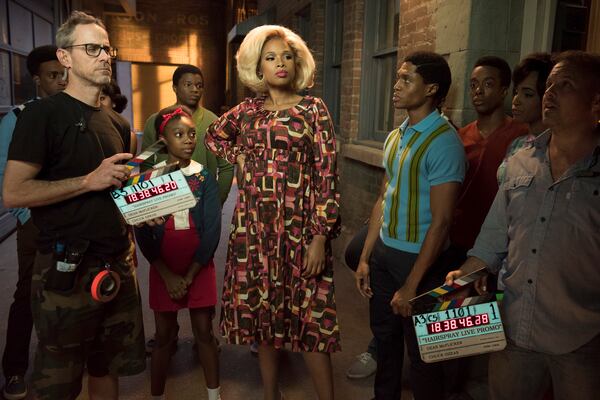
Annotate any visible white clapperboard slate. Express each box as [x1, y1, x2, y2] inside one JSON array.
[[409, 268, 507, 363], [110, 140, 197, 225]]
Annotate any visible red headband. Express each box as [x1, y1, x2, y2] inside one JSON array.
[[158, 107, 191, 135]]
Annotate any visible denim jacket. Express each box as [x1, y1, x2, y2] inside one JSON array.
[[469, 130, 600, 354]]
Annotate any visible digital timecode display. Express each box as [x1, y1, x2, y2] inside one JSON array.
[[426, 314, 490, 334], [125, 181, 178, 204]]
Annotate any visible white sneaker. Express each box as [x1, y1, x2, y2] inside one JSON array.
[[346, 352, 377, 379], [3, 375, 27, 400]]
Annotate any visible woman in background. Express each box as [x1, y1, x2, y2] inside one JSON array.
[[497, 53, 554, 182]]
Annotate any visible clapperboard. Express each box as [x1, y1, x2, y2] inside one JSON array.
[[110, 140, 197, 225], [409, 268, 506, 363]]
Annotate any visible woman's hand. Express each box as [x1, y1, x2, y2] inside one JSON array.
[[355, 260, 372, 298], [184, 261, 203, 287], [236, 154, 246, 185], [236, 154, 246, 169], [302, 235, 327, 278]]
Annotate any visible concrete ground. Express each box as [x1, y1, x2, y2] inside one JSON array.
[[0, 188, 414, 399]]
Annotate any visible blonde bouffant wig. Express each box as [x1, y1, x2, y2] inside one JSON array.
[[236, 25, 315, 94]]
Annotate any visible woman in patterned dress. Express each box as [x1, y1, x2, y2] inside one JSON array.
[[206, 25, 340, 400]]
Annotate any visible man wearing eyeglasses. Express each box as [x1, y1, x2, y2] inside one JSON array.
[[2, 11, 145, 400], [0, 44, 66, 400]]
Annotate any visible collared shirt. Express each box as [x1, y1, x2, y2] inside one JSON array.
[[381, 109, 466, 253], [496, 133, 536, 185], [0, 101, 36, 224], [469, 130, 600, 354]]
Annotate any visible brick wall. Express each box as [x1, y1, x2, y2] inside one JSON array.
[[336, 0, 380, 244], [398, 0, 436, 59], [339, 0, 364, 140], [393, 0, 436, 127], [309, 0, 325, 97]]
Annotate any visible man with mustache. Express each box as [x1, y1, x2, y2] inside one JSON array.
[[2, 11, 145, 400], [447, 50, 600, 399]]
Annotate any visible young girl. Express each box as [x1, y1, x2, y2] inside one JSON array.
[[135, 105, 222, 400], [206, 25, 340, 400]]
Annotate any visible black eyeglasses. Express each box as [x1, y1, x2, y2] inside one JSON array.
[[63, 43, 118, 59]]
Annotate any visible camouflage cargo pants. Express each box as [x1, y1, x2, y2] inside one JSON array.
[[30, 247, 146, 400]]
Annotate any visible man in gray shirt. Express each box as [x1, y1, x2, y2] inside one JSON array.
[[446, 50, 600, 399]]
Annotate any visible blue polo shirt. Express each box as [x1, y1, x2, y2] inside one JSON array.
[[381, 110, 466, 253]]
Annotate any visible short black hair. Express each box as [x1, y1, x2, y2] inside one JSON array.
[[552, 50, 600, 99], [172, 64, 203, 86], [474, 56, 512, 88], [101, 81, 128, 113], [154, 105, 194, 140], [512, 53, 554, 98], [404, 51, 452, 107], [26, 45, 59, 76]]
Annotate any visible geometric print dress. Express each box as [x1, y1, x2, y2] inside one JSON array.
[[205, 96, 341, 352]]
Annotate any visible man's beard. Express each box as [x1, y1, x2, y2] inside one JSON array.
[[71, 64, 112, 87]]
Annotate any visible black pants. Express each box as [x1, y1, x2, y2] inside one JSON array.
[[369, 239, 467, 400], [344, 224, 368, 272], [2, 218, 38, 378]]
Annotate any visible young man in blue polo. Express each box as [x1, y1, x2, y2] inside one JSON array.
[[355, 51, 466, 400]]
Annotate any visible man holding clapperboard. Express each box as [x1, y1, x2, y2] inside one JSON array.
[[446, 51, 600, 399], [2, 11, 146, 400]]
